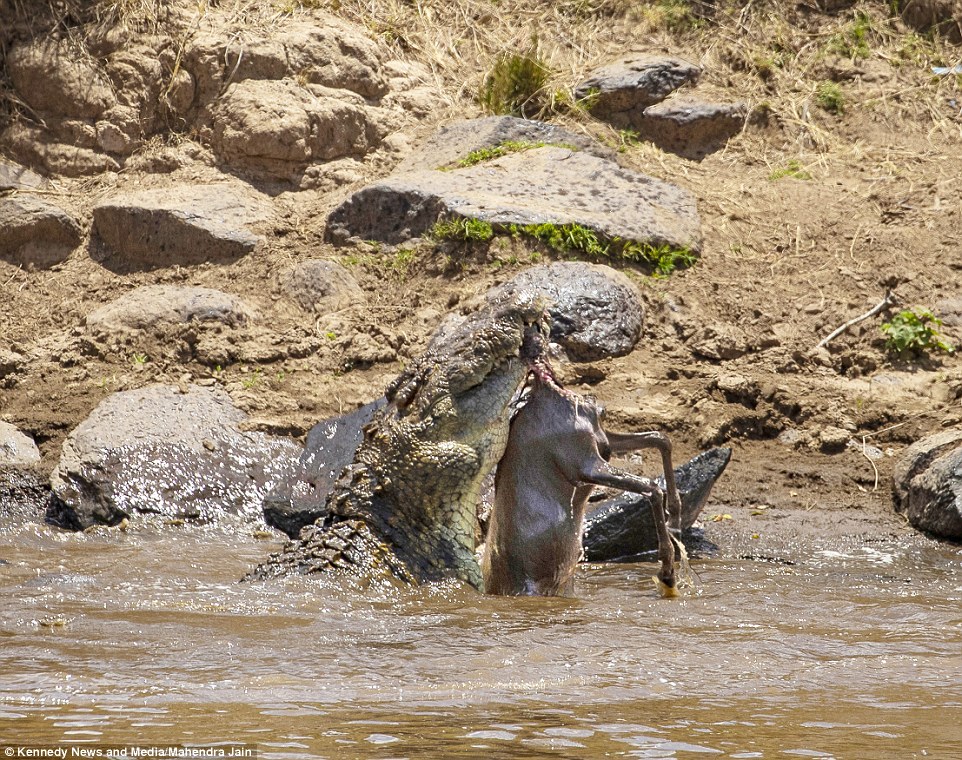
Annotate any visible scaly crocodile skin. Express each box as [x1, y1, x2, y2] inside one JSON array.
[[247, 294, 548, 589]]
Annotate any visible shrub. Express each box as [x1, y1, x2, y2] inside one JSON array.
[[816, 82, 845, 114], [881, 308, 954, 355], [479, 42, 551, 118]]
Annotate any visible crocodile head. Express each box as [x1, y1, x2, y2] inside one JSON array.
[[312, 292, 551, 588]]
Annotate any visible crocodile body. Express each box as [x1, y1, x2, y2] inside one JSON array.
[[248, 295, 548, 589]]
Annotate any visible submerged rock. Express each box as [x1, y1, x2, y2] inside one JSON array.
[[327, 146, 701, 251], [49, 385, 300, 530], [582, 447, 732, 561], [893, 429, 962, 540]]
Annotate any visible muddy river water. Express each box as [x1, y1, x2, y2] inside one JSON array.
[[2, 519, 960, 759]]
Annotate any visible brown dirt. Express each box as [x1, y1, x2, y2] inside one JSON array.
[[1, 0, 961, 550]]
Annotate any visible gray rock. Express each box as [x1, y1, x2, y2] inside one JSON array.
[[49, 384, 301, 530], [0, 196, 82, 267], [574, 54, 700, 124], [0, 159, 48, 191], [263, 398, 386, 537], [487, 262, 644, 361], [280, 260, 365, 314], [393, 115, 617, 173], [893, 429, 962, 539], [635, 98, 747, 159], [85, 285, 256, 337], [326, 146, 701, 252], [92, 184, 270, 267], [0, 422, 41, 467], [0, 466, 49, 527]]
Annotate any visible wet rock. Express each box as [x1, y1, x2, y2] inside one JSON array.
[[92, 184, 270, 267], [264, 399, 386, 537], [893, 428, 962, 539], [901, 0, 962, 43], [327, 146, 701, 252], [574, 54, 700, 126], [49, 384, 301, 530], [394, 115, 617, 173], [583, 447, 732, 561], [0, 466, 49, 527], [208, 80, 380, 178], [487, 262, 644, 361], [0, 422, 40, 467], [0, 159, 48, 191], [0, 196, 82, 267], [7, 39, 116, 118], [186, 15, 388, 105], [280, 260, 365, 314], [86, 286, 256, 337], [634, 98, 747, 159]]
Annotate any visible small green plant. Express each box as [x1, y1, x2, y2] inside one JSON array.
[[519, 222, 610, 258], [621, 242, 698, 276], [828, 11, 873, 59], [451, 140, 575, 169], [130, 353, 148, 367], [241, 368, 263, 390], [769, 159, 813, 181], [479, 40, 551, 118], [431, 217, 494, 242], [816, 82, 845, 114], [881, 309, 954, 355], [389, 248, 417, 276]]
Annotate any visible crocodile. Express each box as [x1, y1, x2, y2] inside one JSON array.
[[247, 294, 549, 589]]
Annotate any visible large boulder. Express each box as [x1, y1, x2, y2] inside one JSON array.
[[486, 262, 644, 361], [393, 115, 617, 173], [92, 184, 270, 267], [49, 385, 301, 530], [893, 429, 962, 540], [0, 196, 82, 267], [326, 146, 701, 252], [574, 54, 700, 125]]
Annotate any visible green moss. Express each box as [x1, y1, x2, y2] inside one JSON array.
[[816, 81, 845, 114], [431, 217, 495, 242], [769, 159, 813, 181]]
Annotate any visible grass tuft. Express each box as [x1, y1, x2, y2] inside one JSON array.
[[479, 39, 551, 118]]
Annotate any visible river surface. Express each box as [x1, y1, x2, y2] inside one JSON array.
[[2, 519, 961, 759]]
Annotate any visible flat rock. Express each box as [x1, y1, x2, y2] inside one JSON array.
[[92, 184, 270, 267], [85, 285, 256, 336], [393, 115, 617, 173], [893, 429, 962, 540], [326, 146, 701, 251], [636, 98, 747, 159], [574, 54, 700, 125], [0, 159, 48, 191], [280, 260, 365, 314], [0, 196, 82, 267], [49, 384, 301, 529], [0, 422, 41, 467], [208, 80, 381, 178], [486, 262, 644, 361]]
